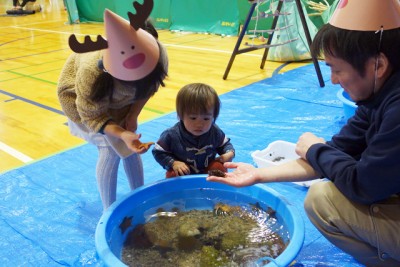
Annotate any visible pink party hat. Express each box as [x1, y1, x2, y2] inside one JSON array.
[[102, 9, 159, 81], [329, 0, 400, 31]]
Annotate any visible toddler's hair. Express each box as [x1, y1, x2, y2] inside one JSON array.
[[176, 83, 220, 120]]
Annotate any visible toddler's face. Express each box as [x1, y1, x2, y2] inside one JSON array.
[[182, 109, 214, 136]]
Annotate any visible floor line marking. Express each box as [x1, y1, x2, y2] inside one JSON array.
[[0, 89, 64, 115], [0, 89, 164, 117], [10, 26, 264, 58], [0, 141, 33, 163], [163, 43, 263, 57], [7, 70, 58, 85]]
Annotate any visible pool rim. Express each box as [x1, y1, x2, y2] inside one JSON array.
[[95, 174, 305, 267], [337, 88, 357, 119]]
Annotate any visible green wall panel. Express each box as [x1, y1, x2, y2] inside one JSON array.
[[67, 0, 332, 35], [169, 0, 239, 35]]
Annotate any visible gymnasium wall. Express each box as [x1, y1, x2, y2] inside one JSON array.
[[65, 0, 286, 35], [65, 0, 338, 36]]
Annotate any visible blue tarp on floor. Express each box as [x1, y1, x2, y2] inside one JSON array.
[[0, 63, 363, 266]]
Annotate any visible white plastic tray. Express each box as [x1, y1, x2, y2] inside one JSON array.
[[251, 140, 319, 187]]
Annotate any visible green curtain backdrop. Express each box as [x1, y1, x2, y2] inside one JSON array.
[[68, 0, 338, 33], [168, 0, 239, 35], [65, 0, 340, 60], [64, 0, 80, 24], [69, 0, 270, 35], [151, 0, 172, 29]]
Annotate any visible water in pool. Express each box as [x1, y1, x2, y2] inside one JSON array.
[[122, 202, 289, 266]]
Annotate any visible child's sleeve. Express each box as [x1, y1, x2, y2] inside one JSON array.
[[152, 131, 175, 170]]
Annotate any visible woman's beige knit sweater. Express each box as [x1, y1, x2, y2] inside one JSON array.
[[57, 48, 166, 133]]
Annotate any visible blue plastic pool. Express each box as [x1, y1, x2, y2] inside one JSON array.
[[95, 175, 305, 267], [337, 89, 357, 120]]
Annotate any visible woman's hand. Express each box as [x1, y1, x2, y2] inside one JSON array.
[[103, 121, 153, 154], [207, 162, 259, 187], [120, 131, 149, 154]]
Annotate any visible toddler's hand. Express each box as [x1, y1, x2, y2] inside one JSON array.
[[172, 161, 191, 176]]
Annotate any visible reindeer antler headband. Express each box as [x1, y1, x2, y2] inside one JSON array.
[[68, 0, 159, 81]]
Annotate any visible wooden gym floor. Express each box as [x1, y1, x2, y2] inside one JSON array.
[[0, 0, 309, 174]]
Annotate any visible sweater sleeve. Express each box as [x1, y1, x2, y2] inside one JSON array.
[[217, 137, 235, 156], [152, 130, 175, 170], [306, 104, 400, 205], [214, 125, 235, 156]]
